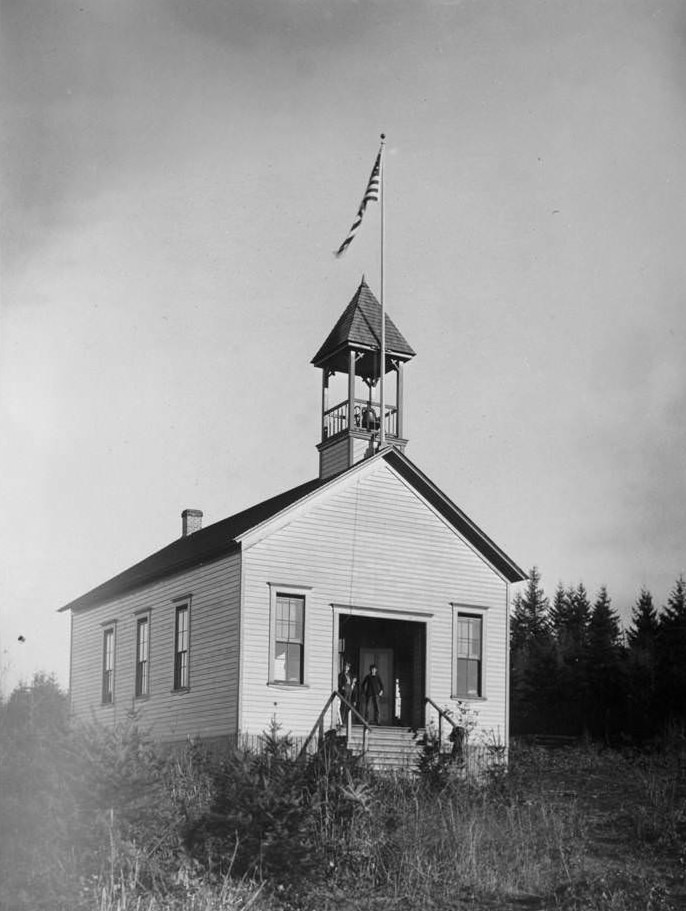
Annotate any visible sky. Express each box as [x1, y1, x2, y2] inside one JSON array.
[[2, 0, 685, 697]]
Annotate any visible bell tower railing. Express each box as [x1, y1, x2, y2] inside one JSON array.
[[322, 398, 398, 441]]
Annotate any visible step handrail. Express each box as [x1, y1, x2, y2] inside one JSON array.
[[424, 696, 458, 749], [298, 690, 371, 760], [343, 696, 372, 753]]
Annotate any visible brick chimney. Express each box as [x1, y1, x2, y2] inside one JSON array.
[[181, 509, 203, 537]]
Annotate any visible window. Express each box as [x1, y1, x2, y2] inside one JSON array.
[[174, 603, 190, 690], [102, 626, 115, 704], [454, 611, 484, 697], [135, 615, 150, 698], [273, 593, 305, 683]]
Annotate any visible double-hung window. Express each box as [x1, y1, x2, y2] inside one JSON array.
[[135, 614, 150, 698], [173, 602, 190, 690], [101, 625, 115, 704], [269, 586, 309, 684], [453, 607, 486, 698]]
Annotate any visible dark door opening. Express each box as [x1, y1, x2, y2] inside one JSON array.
[[338, 615, 426, 728], [359, 646, 393, 724]]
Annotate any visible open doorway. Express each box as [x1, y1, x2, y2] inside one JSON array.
[[337, 615, 426, 728]]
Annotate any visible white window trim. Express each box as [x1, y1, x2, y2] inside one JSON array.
[[134, 610, 151, 699], [172, 596, 192, 692], [100, 620, 117, 706], [268, 583, 311, 687], [451, 603, 489, 701]]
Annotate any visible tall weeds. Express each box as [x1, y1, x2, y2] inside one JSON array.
[[2, 680, 683, 910], [305, 764, 585, 906]]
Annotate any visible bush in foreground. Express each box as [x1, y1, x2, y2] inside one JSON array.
[[2, 678, 684, 910]]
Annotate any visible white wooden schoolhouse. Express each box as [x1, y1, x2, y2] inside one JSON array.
[[60, 278, 525, 763]]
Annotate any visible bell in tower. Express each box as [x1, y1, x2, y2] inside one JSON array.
[[311, 278, 416, 480]]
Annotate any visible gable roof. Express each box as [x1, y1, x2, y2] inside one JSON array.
[[60, 449, 525, 613], [381, 448, 527, 584], [59, 477, 325, 613], [311, 278, 415, 375]]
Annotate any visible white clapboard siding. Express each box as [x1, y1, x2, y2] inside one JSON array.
[[70, 551, 241, 743], [352, 437, 371, 465], [319, 439, 351, 479], [240, 461, 508, 740], [320, 438, 381, 480]]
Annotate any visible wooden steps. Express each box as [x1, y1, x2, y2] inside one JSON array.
[[347, 725, 424, 772]]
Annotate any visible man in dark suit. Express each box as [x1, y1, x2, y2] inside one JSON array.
[[361, 663, 384, 724]]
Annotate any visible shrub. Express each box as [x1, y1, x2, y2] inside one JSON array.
[[0, 681, 216, 910], [4, 687, 684, 910], [182, 719, 320, 886], [0, 673, 84, 910], [68, 713, 194, 893]]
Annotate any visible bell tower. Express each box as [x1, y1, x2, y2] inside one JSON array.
[[311, 278, 416, 480]]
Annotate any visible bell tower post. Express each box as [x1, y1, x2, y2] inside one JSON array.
[[311, 278, 415, 480]]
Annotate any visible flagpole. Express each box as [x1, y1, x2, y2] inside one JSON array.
[[379, 132, 386, 449]]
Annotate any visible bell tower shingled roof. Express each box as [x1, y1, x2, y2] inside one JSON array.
[[313, 278, 415, 479], [311, 277, 415, 376]]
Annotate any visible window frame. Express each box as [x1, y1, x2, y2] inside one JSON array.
[[173, 599, 191, 691], [101, 622, 116, 705], [268, 584, 311, 686], [134, 611, 151, 699], [451, 604, 488, 700]]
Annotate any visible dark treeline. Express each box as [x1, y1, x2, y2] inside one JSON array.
[[510, 568, 686, 742]]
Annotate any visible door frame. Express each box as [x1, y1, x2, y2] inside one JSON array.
[[330, 603, 433, 724]]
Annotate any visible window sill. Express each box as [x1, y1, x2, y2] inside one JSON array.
[[171, 687, 190, 695], [134, 694, 150, 702], [267, 681, 310, 689], [451, 695, 487, 702]]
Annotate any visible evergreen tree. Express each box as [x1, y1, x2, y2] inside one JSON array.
[[626, 588, 660, 739], [587, 586, 624, 741], [656, 575, 686, 727], [549, 582, 591, 647], [550, 582, 591, 656], [0, 673, 78, 907], [510, 568, 556, 735], [627, 587, 660, 650], [3, 671, 70, 737], [588, 586, 622, 653], [568, 583, 592, 651], [511, 566, 550, 651], [549, 583, 571, 638], [547, 583, 592, 735], [660, 574, 686, 629]]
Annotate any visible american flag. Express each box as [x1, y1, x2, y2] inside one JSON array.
[[335, 149, 381, 257]]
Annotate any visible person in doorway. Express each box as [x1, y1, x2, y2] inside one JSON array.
[[361, 663, 384, 725], [337, 660, 357, 728]]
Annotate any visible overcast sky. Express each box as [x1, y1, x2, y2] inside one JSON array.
[[2, 0, 685, 696]]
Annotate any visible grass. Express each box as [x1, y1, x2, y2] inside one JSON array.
[[89, 742, 686, 909], [2, 691, 686, 911]]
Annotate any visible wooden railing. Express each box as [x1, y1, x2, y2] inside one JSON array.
[[322, 399, 398, 440], [297, 690, 371, 761], [323, 402, 349, 439], [424, 697, 459, 751]]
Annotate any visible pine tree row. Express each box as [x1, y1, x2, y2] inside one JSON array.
[[510, 568, 686, 742]]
